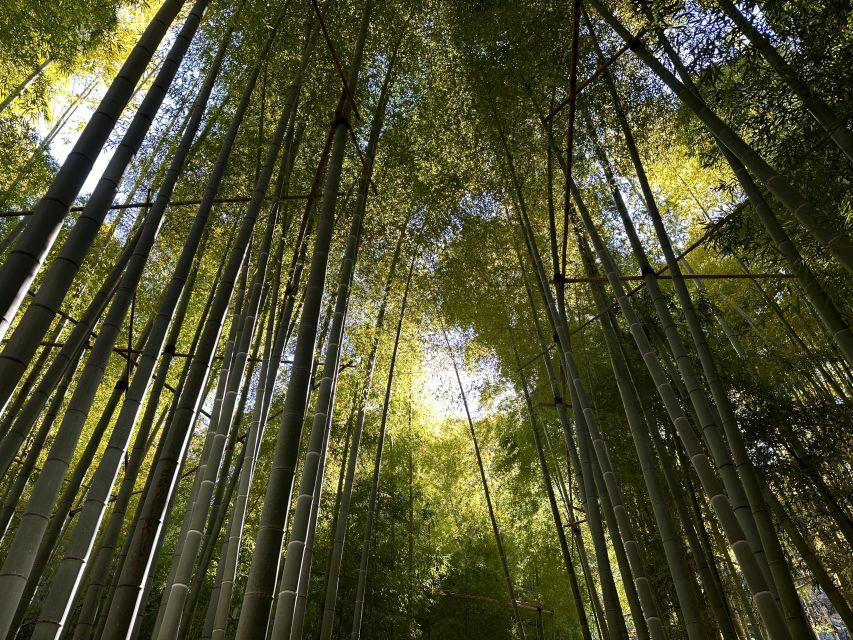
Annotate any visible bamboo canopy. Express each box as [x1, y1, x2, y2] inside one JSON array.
[[0, 0, 850, 639]]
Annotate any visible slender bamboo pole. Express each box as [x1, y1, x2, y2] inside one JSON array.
[[638, 6, 853, 372], [620, 332, 742, 640], [570, 228, 715, 640], [510, 335, 593, 640], [70, 254, 222, 640], [99, 20, 310, 635], [208, 61, 337, 640], [568, 181, 791, 639], [517, 257, 609, 640], [317, 214, 411, 640], [586, 91, 811, 639], [443, 327, 527, 640], [499, 128, 630, 640], [272, 40, 399, 637], [585, 0, 853, 274], [154, 89, 286, 640], [80, 272, 222, 640], [0, 0, 187, 343], [27, 23, 240, 639], [8, 328, 147, 637], [0, 59, 53, 116], [233, 5, 371, 634]]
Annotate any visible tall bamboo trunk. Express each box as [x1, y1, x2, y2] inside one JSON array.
[[176, 200, 297, 640], [270, 58, 397, 639], [444, 326, 527, 640], [569, 227, 714, 639], [639, 9, 853, 373], [317, 213, 411, 640], [515, 254, 610, 639], [526, 288, 610, 638], [72, 287, 206, 640], [153, 84, 288, 638], [70, 240, 226, 640], [233, 3, 372, 635], [620, 331, 742, 640], [8, 324, 148, 638], [98, 21, 310, 635], [91, 379, 213, 640], [591, 130, 808, 635], [583, 40, 813, 631], [289, 406, 332, 640], [0, 0, 187, 343], [205, 233, 291, 640], [568, 179, 791, 639], [207, 85, 332, 640], [585, 0, 853, 274], [26, 32, 241, 640], [177, 409, 250, 640], [350, 259, 414, 639], [0, 0, 224, 626], [0, 0, 211, 413], [499, 127, 629, 640], [510, 335, 593, 640], [154, 195, 275, 640]]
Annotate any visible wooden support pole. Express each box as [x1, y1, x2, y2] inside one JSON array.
[[542, 27, 647, 123], [0, 193, 328, 217], [309, 0, 363, 121]]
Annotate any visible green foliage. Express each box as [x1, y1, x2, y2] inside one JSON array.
[[1, 0, 852, 637]]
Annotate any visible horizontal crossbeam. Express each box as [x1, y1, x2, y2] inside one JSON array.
[[559, 272, 793, 284], [0, 193, 325, 218]]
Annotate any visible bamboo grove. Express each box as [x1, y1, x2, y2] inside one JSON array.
[[0, 0, 850, 637]]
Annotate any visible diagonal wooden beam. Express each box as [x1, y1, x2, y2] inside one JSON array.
[[542, 26, 646, 124], [309, 0, 363, 121], [345, 125, 379, 195]]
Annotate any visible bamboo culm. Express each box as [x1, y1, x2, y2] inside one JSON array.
[[154, 144, 282, 639], [233, 5, 371, 635], [500, 128, 629, 640], [510, 327, 593, 640], [585, 0, 853, 274], [272, 42, 400, 639], [714, 0, 853, 163], [0, 0, 187, 343], [572, 230, 715, 640], [0, 0, 211, 415], [351, 260, 415, 640], [97, 20, 306, 635], [317, 213, 411, 640], [641, 9, 853, 371], [26, 27, 239, 640], [569, 178, 791, 639], [444, 325, 527, 640]]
